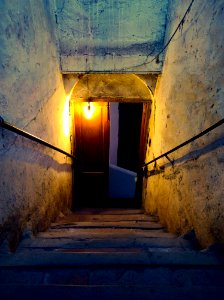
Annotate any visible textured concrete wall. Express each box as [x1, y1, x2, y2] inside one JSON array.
[[144, 0, 224, 248], [0, 1, 72, 250], [56, 0, 169, 73]]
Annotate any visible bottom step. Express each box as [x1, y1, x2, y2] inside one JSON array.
[[0, 284, 224, 300], [1, 265, 224, 285]]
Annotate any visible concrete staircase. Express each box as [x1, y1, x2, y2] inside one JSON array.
[[0, 209, 224, 299]]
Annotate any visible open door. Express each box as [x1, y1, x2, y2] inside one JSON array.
[[113, 102, 150, 207], [73, 102, 110, 208]]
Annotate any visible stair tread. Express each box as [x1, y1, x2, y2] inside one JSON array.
[[18, 235, 196, 251], [36, 228, 174, 239], [55, 214, 157, 222], [72, 209, 144, 215], [49, 221, 163, 230], [0, 284, 224, 300], [1, 247, 223, 267]]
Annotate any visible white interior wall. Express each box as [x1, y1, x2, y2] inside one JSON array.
[[109, 103, 119, 165]]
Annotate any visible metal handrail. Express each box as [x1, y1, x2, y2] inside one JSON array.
[[0, 116, 75, 159], [1, 116, 223, 166], [143, 118, 224, 168]]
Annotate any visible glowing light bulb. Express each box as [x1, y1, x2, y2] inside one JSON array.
[[84, 102, 95, 119]]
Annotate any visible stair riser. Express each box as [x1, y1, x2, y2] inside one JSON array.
[[1, 284, 224, 300], [1, 266, 224, 286], [19, 237, 194, 250]]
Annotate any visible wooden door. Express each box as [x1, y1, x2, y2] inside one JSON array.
[[73, 102, 110, 208]]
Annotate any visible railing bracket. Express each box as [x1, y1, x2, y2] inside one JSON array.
[[165, 154, 174, 166], [143, 166, 148, 178]]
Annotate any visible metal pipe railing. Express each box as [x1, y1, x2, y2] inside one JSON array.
[[1, 116, 223, 167], [0, 116, 75, 159], [143, 118, 224, 168]]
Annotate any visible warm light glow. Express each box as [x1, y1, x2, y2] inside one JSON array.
[[83, 102, 95, 119], [63, 95, 70, 137]]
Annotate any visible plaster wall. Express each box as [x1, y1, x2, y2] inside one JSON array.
[[55, 0, 169, 73], [0, 1, 72, 250], [144, 0, 224, 248], [71, 74, 153, 100]]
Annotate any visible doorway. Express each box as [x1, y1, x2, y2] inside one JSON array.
[[117, 103, 143, 172], [72, 101, 149, 209]]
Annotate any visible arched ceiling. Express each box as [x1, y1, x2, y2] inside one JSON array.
[[70, 74, 153, 102]]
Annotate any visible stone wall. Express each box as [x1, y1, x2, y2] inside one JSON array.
[[0, 0, 72, 250], [144, 0, 224, 248]]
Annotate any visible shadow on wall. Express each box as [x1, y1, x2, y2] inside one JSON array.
[[174, 136, 224, 165], [149, 136, 224, 171], [0, 128, 72, 173]]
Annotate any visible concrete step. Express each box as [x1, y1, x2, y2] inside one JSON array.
[[0, 209, 224, 299], [1, 284, 224, 300], [35, 227, 176, 239], [18, 235, 197, 250], [0, 263, 224, 287], [56, 213, 157, 222], [0, 248, 224, 299], [49, 220, 164, 230], [1, 246, 224, 267], [72, 209, 145, 215]]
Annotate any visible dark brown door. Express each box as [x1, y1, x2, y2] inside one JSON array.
[[73, 102, 110, 208]]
